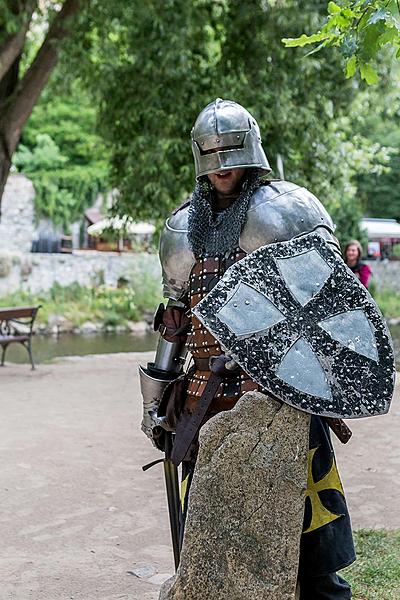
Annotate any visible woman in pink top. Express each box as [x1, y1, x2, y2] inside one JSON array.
[[344, 239, 372, 288]]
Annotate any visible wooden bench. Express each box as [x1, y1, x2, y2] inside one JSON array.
[[0, 306, 41, 370]]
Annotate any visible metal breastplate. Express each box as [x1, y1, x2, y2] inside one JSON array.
[[186, 248, 259, 414]]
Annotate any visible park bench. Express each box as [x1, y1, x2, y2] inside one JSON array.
[[0, 306, 41, 370]]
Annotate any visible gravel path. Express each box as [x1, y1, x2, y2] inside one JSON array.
[[0, 352, 398, 599]]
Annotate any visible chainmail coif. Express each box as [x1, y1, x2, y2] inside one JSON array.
[[187, 169, 262, 257]]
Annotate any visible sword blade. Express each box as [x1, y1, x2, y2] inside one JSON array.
[[163, 457, 181, 570]]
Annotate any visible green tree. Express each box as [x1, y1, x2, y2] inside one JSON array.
[[283, 0, 400, 84], [350, 66, 400, 220], [0, 0, 83, 207], [70, 0, 378, 244], [13, 78, 109, 227]]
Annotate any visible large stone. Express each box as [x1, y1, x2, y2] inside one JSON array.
[[160, 392, 310, 600]]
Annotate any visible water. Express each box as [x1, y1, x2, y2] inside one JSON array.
[[3, 331, 158, 365], [3, 326, 400, 367]]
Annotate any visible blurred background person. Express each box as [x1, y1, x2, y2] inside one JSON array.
[[344, 239, 372, 288]]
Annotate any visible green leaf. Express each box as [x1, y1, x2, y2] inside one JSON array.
[[282, 32, 331, 48], [341, 34, 358, 58], [327, 2, 341, 15], [378, 27, 398, 46], [345, 55, 357, 78], [368, 9, 388, 26], [359, 62, 379, 85]]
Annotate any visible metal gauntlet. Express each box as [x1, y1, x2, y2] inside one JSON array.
[[139, 300, 189, 446]]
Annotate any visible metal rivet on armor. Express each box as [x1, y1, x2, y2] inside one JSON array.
[[237, 135, 240, 139], [245, 300, 250, 305], [201, 141, 204, 145], [216, 139, 220, 143]]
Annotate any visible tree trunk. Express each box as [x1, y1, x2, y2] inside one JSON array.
[[0, 1, 37, 82], [0, 0, 83, 211], [0, 138, 11, 215]]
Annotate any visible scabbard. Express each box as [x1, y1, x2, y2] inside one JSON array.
[[325, 417, 352, 444], [163, 432, 182, 570], [163, 458, 181, 570], [171, 371, 223, 466]]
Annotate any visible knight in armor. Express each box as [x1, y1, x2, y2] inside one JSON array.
[[140, 99, 356, 599]]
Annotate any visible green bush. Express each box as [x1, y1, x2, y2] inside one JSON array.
[[374, 288, 400, 319], [0, 279, 162, 330], [392, 244, 400, 258], [13, 81, 109, 230]]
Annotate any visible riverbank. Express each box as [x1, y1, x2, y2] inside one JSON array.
[[0, 352, 398, 599], [1, 280, 161, 334]]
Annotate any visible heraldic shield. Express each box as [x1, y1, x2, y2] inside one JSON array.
[[192, 232, 395, 419]]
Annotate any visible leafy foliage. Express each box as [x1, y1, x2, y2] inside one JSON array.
[[282, 1, 400, 84], [64, 0, 385, 244], [348, 63, 400, 220], [13, 79, 109, 228], [0, 277, 162, 328], [373, 286, 400, 318]]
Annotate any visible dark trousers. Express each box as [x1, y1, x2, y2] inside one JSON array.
[[299, 571, 351, 599]]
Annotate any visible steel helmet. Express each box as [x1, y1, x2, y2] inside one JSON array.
[[191, 98, 271, 178]]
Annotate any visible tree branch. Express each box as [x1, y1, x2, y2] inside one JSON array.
[[0, 1, 37, 83], [3, 0, 83, 153]]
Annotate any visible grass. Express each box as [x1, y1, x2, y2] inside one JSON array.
[[0, 276, 162, 329], [343, 530, 400, 599], [373, 288, 400, 320]]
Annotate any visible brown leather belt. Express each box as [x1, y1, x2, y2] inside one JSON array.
[[171, 355, 232, 466], [193, 356, 213, 371], [193, 358, 352, 443], [172, 358, 352, 465]]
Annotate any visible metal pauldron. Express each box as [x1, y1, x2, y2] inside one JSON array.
[[239, 181, 337, 253]]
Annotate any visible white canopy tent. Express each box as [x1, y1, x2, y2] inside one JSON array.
[[87, 217, 155, 237], [361, 218, 400, 241]]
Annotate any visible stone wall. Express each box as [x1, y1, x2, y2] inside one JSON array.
[[0, 254, 398, 300], [366, 260, 400, 293], [0, 250, 161, 298], [0, 174, 35, 254]]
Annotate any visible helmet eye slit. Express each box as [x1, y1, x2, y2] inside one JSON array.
[[201, 143, 245, 156]]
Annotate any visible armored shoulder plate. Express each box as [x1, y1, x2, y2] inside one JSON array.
[[159, 203, 195, 300], [240, 181, 338, 254]]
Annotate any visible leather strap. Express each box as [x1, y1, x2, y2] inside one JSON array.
[[194, 357, 352, 444], [171, 355, 232, 466], [174, 354, 352, 464], [325, 417, 352, 444], [193, 357, 212, 371]]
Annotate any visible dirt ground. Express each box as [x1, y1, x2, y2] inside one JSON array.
[[0, 352, 398, 600]]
